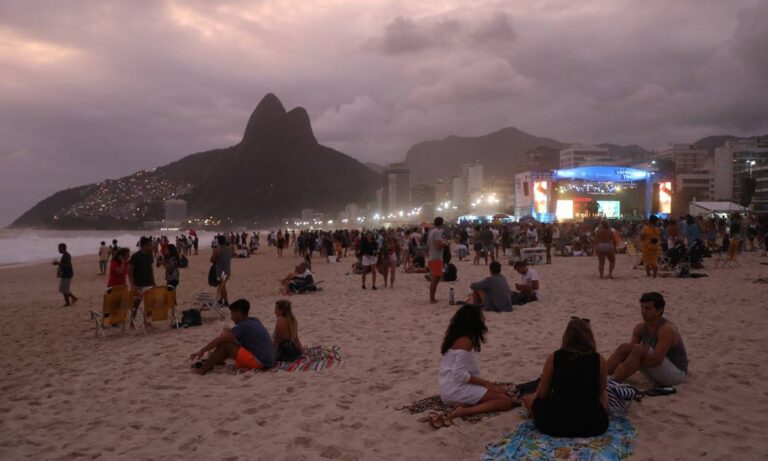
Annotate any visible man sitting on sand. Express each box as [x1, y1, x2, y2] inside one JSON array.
[[607, 292, 688, 386], [511, 260, 539, 305], [191, 299, 275, 375], [280, 262, 314, 294], [468, 261, 512, 312]]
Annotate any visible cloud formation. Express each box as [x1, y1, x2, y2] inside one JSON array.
[[0, 0, 767, 225]]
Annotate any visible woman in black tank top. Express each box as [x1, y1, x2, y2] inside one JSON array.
[[524, 317, 609, 437]]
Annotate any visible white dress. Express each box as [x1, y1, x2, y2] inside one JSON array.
[[438, 349, 487, 406]]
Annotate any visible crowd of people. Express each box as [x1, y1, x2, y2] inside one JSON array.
[[50, 210, 767, 443]]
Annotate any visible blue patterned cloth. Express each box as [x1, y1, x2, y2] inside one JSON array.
[[483, 416, 636, 461]]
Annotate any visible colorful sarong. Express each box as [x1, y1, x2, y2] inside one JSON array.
[[255, 346, 341, 373], [483, 416, 637, 461]]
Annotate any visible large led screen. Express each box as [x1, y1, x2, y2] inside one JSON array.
[[597, 200, 621, 219], [659, 181, 672, 214], [533, 181, 548, 213], [556, 199, 574, 220]]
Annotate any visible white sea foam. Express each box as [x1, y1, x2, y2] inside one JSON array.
[[0, 229, 219, 266]]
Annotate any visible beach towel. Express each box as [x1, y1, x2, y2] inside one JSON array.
[[398, 383, 515, 423], [483, 416, 637, 461], [256, 346, 341, 373]]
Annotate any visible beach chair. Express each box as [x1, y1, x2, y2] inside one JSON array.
[[90, 285, 132, 339], [193, 291, 225, 320], [657, 253, 674, 272], [713, 252, 741, 269], [142, 285, 180, 330]]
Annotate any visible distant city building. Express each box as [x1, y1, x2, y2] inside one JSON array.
[[714, 138, 768, 208], [654, 144, 711, 173], [462, 163, 484, 204], [674, 173, 716, 213], [451, 176, 466, 207], [345, 203, 359, 221], [382, 163, 411, 213], [559, 145, 612, 169], [411, 183, 435, 208], [164, 199, 187, 224], [434, 179, 452, 205], [300, 208, 314, 221]]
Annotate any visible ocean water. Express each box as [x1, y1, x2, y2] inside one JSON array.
[[0, 229, 219, 266]]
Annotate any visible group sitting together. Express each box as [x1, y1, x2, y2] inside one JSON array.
[[439, 292, 687, 437], [190, 299, 304, 375], [465, 260, 540, 312]]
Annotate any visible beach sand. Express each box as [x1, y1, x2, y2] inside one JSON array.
[[1, 247, 767, 460]]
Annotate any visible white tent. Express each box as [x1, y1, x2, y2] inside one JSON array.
[[689, 201, 747, 216]]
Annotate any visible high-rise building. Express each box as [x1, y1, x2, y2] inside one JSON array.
[[345, 203, 359, 221], [164, 199, 187, 224], [434, 179, 452, 206], [654, 144, 711, 173], [300, 208, 314, 221], [559, 145, 612, 169], [714, 138, 768, 208], [451, 176, 466, 207], [382, 163, 410, 214], [462, 163, 484, 204]]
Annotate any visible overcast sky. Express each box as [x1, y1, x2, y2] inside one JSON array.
[[1, 0, 767, 226]]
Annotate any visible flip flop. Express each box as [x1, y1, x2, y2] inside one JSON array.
[[644, 386, 676, 396]]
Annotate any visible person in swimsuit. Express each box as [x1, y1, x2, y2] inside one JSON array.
[[593, 220, 617, 279], [607, 292, 688, 386], [379, 229, 400, 288], [438, 304, 519, 419], [523, 317, 609, 437], [211, 236, 232, 306]]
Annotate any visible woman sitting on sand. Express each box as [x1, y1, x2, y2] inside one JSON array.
[[273, 300, 304, 362], [523, 317, 609, 437], [438, 304, 519, 420], [594, 220, 616, 279]]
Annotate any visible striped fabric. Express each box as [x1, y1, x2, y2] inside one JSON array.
[[251, 346, 342, 373], [607, 378, 641, 415]]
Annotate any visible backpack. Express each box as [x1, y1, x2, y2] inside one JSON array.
[[180, 309, 202, 327], [207, 265, 219, 287], [178, 255, 189, 268], [443, 263, 457, 282]]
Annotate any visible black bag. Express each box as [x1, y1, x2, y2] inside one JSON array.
[[180, 309, 202, 327], [277, 340, 302, 362], [207, 265, 219, 287], [443, 263, 457, 282], [178, 255, 189, 268]]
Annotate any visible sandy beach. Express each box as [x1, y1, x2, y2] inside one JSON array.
[[1, 247, 767, 460]]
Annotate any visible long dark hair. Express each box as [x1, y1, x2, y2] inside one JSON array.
[[561, 318, 596, 354], [441, 304, 487, 354]]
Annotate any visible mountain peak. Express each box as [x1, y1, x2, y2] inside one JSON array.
[[242, 93, 288, 142]]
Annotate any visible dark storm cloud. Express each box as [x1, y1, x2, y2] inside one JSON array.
[[1, 0, 767, 225]]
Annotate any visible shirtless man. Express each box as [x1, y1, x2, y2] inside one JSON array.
[[593, 220, 616, 279], [607, 292, 688, 386]]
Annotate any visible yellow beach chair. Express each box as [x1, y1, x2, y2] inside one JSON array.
[[142, 285, 180, 330], [90, 285, 132, 339]]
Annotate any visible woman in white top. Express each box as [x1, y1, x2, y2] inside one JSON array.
[[439, 305, 519, 419]]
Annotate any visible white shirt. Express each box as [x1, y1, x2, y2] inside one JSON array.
[[438, 349, 486, 405], [521, 268, 540, 298]]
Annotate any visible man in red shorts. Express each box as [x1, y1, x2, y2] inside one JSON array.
[[190, 299, 275, 375], [427, 217, 446, 304]]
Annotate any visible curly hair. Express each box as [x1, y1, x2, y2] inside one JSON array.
[[440, 304, 487, 354]]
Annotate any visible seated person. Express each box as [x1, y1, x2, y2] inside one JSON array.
[[468, 261, 512, 312], [607, 292, 688, 386], [439, 304, 519, 419], [665, 240, 686, 266], [523, 317, 609, 437], [273, 300, 304, 362], [190, 299, 275, 375], [235, 245, 249, 258], [280, 263, 314, 294], [511, 260, 539, 305], [404, 253, 428, 273], [455, 243, 468, 261]]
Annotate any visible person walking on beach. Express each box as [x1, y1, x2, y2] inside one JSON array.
[[53, 243, 77, 306], [211, 236, 232, 306], [594, 220, 616, 279], [427, 217, 446, 303], [98, 241, 110, 275], [360, 231, 379, 290]]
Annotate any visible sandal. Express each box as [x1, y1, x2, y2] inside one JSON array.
[[644, 386, 676, 396]]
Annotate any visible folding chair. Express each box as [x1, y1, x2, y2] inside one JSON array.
[[193, 291, 225, 320], [713, 252, 741, 269], [142, 285, 180, 330], [90, 285, 132, 339], [658, 253, 674, 272]]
